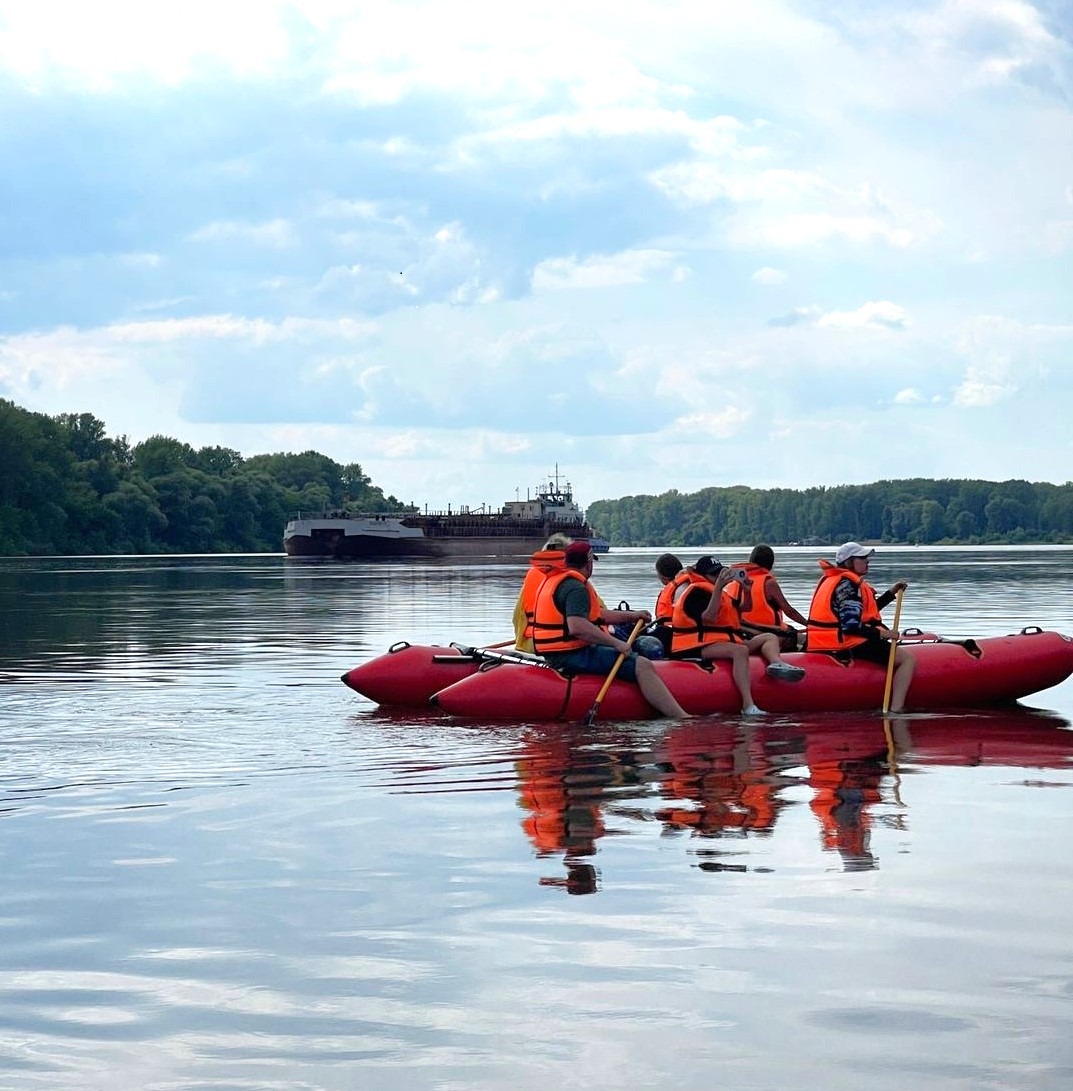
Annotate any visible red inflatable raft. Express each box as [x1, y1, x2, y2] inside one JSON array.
[[343, 628, 1073, 720], [341, 642, 540, 707]]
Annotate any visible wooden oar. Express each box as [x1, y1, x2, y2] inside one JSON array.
[[882, 718, 906, 808], [881, 588, 905, 714], [583, 619, 645, 727], [482, 638, 516, 649]]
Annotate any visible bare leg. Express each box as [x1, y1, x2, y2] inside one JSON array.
[[703, 642, 758, 711], [634, 656, 691, 718], [747, 633, 780, 664], [889, 647, 916, 713], [748, 633, 806, 681]]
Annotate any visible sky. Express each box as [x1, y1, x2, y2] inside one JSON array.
[[1, 0, 1071, 511]]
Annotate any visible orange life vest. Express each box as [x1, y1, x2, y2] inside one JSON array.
[[669, 571, 743, 656], [806, 560, 882, 652], [532, 569, 602, 654], [516, 549, 566, 648], [725, 561, 785, 633], [655, 569, 691, 624]]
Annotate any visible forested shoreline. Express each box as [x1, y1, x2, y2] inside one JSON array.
[[2, 398, 1072, 555], [0, 399, 407, 555], [587, 479, 1073, 548]]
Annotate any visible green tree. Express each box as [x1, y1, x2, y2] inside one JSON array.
[[133, 436, 197, 479]]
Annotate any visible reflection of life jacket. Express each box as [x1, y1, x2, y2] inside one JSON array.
[[727, 562, 784, 634], [657, 723, 781, 833], [669, 572, 743, 656], [516, 743, 606, 857], [808, 760, 881, 864], [516, 741, 615, 859], [807, 560, 881, 653], [655, 570, 691, 624], [514, 548, 566, 651], [532, 569, 602, 654]]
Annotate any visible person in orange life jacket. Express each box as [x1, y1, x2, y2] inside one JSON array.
[[648, 553, 686, 657], [726, 544, 809, 651], [607, 553, 679, 660], [807, 541, 916, 713], [516, 534, 665, 658], [669, 555, 806, 716], [533, 541, 691, 719], [513, 532, 571, 652]]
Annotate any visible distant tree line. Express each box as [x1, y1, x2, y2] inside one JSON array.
[[5, 397, 1073, 555], [586, 479, 1073, 548], [0, 399, 408, 555]]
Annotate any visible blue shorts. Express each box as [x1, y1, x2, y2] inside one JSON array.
[[543, 645, 639, 682]]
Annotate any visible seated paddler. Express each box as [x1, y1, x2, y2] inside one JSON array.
[[668, 555, 806, 717], [806, 542, 916, 713], [532, 541, 691, 719]]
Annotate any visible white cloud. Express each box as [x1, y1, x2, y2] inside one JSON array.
[[752, 267, 787, 285], [893, 0, 1067, 91], [817, 301, 909, 330], [946, 314, 1073, 411], [316, 217, 502, 310], [1042, 220, 1073, 254], [118, 252, 163, 268], [767, 301, 907, 330], [532, 249, 677, 291], [767, 305, 823, 328], [0, 325, 124, 390], [105, 315, 372, 344], [0, 0, 291, 88], [650, 163, 824, 207], [952, 378, 1016, 407], [0, 314, 376, 399], [2, 0, 1073, 502], [668, 407, 752, 440], [187, 219, 297, 249], [652, 155, 943, 252], [733, 210, 935, 250]]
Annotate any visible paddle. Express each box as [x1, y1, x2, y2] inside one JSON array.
[[899, 629, 982, 657], [438, 646, 544, 667], [582, 619, 645, 727], [881, 587, 905, 714]]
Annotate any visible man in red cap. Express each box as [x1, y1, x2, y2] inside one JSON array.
[[532, 541, 690, 718]]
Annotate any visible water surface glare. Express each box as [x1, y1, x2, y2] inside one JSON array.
[[1, 547, 1072, 1090]]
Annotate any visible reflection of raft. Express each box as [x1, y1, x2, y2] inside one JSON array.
[[661, 710, 1073, 772], [342, 629, 1073, 720]]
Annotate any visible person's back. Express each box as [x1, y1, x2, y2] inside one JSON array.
[[653, 553, 684, 622], [513, 533, 571, 652], [646, 553, 684, 657], [728, 544, 807, 651]]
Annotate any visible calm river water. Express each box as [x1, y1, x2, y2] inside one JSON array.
[[1, 546, 1072, 1091]]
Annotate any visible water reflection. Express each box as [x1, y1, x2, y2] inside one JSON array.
[[1, 552, 1072, 1087], [377, 708, 1073, 891]]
